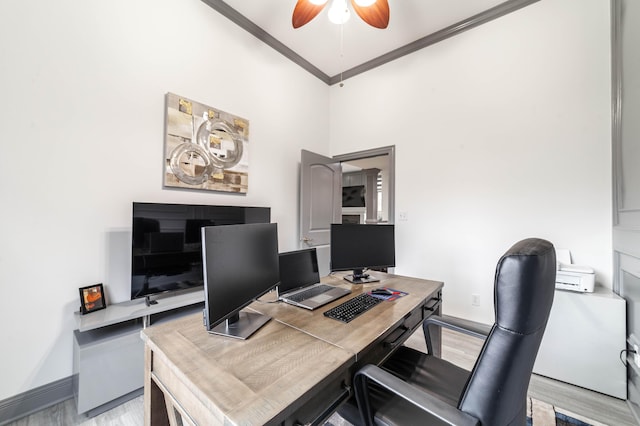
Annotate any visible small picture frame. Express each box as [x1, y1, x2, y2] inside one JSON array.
[[79, 283, 106, 314]]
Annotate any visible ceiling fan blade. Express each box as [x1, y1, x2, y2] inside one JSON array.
[[292, 0, 327, 29], [350, 0, 390, 29]]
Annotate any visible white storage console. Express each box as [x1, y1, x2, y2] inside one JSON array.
[[73, 290, 204, 416], [533, 286, 626, 399]]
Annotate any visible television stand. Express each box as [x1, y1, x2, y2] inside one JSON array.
[[73, 290, 204, 416], [145, 295, 158, 306]]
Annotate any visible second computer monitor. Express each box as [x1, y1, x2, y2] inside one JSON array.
[[330, 223, 395, 283], [201, 223, 280, 339]]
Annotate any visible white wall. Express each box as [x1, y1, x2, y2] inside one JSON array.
[[0, 0, 329, 401], [329, 0, 612, 323]]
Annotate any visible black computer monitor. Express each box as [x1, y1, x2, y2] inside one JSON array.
[[201, 223, 279, 339], [278, 248, 320, 295], [330, 223, 395, 283]]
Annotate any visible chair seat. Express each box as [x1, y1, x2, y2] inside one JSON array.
[[339, 346, 471, 425], [372, 346, 470, 425]]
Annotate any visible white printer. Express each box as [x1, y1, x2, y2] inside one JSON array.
[[554, 249, 595, 293]]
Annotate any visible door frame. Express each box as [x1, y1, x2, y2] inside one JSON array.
[[333, 145, 396, 225]]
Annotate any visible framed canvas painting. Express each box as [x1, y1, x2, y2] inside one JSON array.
[[164, 93, 249, 193]]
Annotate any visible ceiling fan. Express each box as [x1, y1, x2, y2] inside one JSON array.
[[292, 0, 390, 29]]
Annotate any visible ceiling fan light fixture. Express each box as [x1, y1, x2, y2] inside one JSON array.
[[292, 0, 388, 29], [354, 0, 376, 6], [328, 0, 351, 24]]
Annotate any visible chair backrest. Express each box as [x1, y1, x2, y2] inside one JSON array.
[[458, 238, 556, 425]]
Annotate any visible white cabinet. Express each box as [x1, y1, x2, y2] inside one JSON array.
[[73, 322, 144, 414], [533, 286, 626, 399], [72, 290, 204, 416]]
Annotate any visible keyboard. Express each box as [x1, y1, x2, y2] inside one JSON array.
[[323, 293, 382, 323], [286, 284, 333, 303]]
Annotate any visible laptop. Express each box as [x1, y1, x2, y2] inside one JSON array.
[[278, 248, 351, 310]]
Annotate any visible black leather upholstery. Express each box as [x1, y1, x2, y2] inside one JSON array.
[[343, 238, 556, 426]]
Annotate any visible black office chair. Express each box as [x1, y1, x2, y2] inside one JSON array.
[[339, 238, 556, 426]]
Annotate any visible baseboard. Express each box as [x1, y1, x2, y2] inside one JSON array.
[[84, 387, 143, 418], [0, 377, 73, 425]]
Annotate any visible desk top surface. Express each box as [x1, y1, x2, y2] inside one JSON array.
[[141, 272, 442, 425], [251, 271, 443, 357], [143, 314, 353, 425]]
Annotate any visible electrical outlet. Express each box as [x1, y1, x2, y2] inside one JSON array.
[[634, 345, 640, 368], [472, 294, 480, 306]]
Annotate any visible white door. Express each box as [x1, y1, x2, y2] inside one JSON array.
[[299, 147, 396, 275], [300, 150, 342, 274]]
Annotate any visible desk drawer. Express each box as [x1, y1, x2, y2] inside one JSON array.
[[423, 291, 442, 316], [284, 368, 352, 426], [357, 305, 424, 369], [386, 292, 441, 350], [356, 292, 441, 370]]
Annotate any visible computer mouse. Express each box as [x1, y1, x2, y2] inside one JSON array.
[[371, 288, 393, 296]]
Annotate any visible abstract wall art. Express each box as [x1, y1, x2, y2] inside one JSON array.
[[164, 92, 249, 193]]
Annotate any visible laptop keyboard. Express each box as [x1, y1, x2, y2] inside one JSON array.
[[323, 293, 383, 323], [287, 284, 334, 302]]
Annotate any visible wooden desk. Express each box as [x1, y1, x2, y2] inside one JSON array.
[[142, 272, 443, 425], [252, 272, 443, 365]]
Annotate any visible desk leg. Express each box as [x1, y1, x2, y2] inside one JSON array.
[[144, 346, 170, 426], [425, 300, 442, 358]]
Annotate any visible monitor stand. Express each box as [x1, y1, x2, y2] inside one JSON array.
[[343, 269, 380, 284], [208, 311, 271, 340]]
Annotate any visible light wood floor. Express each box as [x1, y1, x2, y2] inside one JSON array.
[[6, 328, 638, 425]]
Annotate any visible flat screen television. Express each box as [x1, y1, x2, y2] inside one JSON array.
[[202, 223, 280, 339], [342, 185, 366, 207], [131, 202, 270, 305], [330, 223, 395, 283]]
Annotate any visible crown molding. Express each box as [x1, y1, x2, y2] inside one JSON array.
[[201, 0, 331, 84], [202, 0, 540, 86]]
